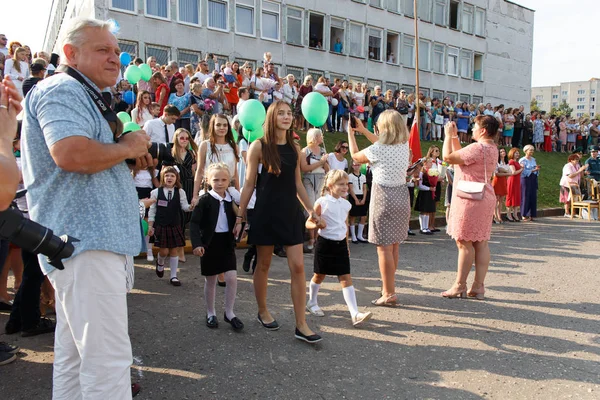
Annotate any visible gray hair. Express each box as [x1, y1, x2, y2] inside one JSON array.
[[523, 144, 535, 153], [306, 128, 323, 145], [60, 18, 114, 60]]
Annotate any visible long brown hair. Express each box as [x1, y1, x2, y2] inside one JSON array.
[[207, 114, 239, 162], [172, 128, 198, 163], [134, 90, 152, 124], [261, 100, 296, 176], [12, 47, 26, 73]]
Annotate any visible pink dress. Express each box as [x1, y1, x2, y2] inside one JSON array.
[[447, 143, 498, 242]]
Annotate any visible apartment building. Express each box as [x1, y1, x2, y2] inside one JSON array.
[[532, 78, 600, 118], [44, 0, 534, 107]]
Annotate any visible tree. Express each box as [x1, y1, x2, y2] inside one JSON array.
[[550, 100, 573, 117], [530, 98, 540, 112]]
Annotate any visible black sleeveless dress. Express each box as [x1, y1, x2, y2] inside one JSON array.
[[248, 143, 305, 246]]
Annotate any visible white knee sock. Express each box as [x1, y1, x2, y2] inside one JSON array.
[[224, 270, 238, 320], [157, 254, 166, 270], [419, 215, 426, 231], [357, 224, 365, 240], [342, 286, 359, 318], [204, 275, 217, 317], [350, 225, 357, 241], [145, 235, 152, 256], [308, 281, 321, 307], [169, 257, 179, 279]]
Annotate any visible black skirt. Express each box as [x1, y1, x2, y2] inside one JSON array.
[[415, 189, 437, 213], [314, 236, 350, 276], [434, 181, 442, 202], [349, 194, 368, 217], [154, 224, 186, 249], [201, 232, 237, 276]]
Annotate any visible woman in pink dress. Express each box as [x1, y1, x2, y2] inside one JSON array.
[[441, 116, 499, 300]]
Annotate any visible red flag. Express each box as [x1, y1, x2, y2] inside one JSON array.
[[409, 120, 422, 163]]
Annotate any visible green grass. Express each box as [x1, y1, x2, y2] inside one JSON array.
[[297, 131, 565, 211]]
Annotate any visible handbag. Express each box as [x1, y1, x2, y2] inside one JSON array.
[[435, 114, 444, 125], [456, 144, 488, 201]]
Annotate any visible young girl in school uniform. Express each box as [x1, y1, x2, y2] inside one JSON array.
[[133, 167, 159, 261], [415, 158, 437, 235], [148, 166, 194, 286], [190, 163, 244, 331], [348, 162, 369, 244], [305, 170, 373, 327]]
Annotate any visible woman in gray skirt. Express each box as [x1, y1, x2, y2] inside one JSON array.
[[347, 110, 411, 306]]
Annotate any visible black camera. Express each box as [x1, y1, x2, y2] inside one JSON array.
[[0, 191, 79, 270], [121, 124, 171, 165]]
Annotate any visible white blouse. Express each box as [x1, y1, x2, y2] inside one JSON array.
[[348, 172, 366, 195], [315, 195, 352, 241], [327, 153, 348, 171], [5, 59, 29, 96], [131, 107, 154, 127], [362, 142, 409, 187], [203, 140, 237, 179]]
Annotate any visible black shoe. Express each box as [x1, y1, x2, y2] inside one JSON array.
[[21, 317, 55, 338], [431, 228, 441, 233], [351, 240, 358, 244], [294, 328, 322, 344], [4, 320, 21, 335], [242, 253, 252, 272], [257, 313, 280, 331], [0, 351, 16, 366], [224, 314, 244, 332], [407, 230, 416, 236], [170, 277, 182, 286], [206, 315, 218, 328], [217, 280, 226, 287], [420, 230, 433, 235], [155, 260, 164, 278], [0, 342, 19, 354], [357, 238, 369, 243]]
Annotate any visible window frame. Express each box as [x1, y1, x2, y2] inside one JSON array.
[[418, 39, 431, 71], [462, 3, 474, 34], [368, 27, 384, 62], [330, 17, 346, 55], [207, 0, 230, 32], [308, 11, 326, 50], [234, 0, 256, 37], [433, 0, 447, 26], [110, 0, 137, 15], [145, 44, 171, 67], [460, 49, 472, 79], [261, 0, 281, 42], [349, 22, 365, 58], [432, 43, 445, 74], [369, 0, 383, 8], [401, 35, 416, 68], [177, 0, 201, 26], [118, 40, 138, 74], [144, 0, 170, 21], [474, 7, 485, 36], [403, 0, 414, 17], [177, 48, 201, 68], [387, 0, 401, 14], [386, 31, 400, 65], [418, 0, 432, 23], [447, 46, 459, 76], [286, 6, 304, 46]]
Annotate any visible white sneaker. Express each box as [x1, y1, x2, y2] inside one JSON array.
[[352, 311, 373, 327], [563, 213, 571, 218], [147, 253, 154, 262]]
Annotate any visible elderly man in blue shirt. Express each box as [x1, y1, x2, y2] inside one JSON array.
[[21, 18, 152, 399], [585, 145, 600, 182]]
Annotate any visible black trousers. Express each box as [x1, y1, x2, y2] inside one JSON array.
[[7, 250, 45, 330], [512, 127, 522, 148]]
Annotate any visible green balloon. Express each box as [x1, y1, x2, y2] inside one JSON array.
[[124, 65, 142, 84], [238, 99, 266, 131], [360, 164, 367, 175], [247, 126, 264, 143], [301, 92, 329, 127], [123, 122, 141, 133], [139, 63, 153, 82], [141, 219, 149, 236], [231, 128, 238, 141], [117, 111, 131, 123]]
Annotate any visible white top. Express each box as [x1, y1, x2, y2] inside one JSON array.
[[143, 118, 175, 144], [131, 107, 154, 127], [203, 140, 237, 179], [237, 98, 247, 111], [348, 172, 366, 195], [327, 153, 348, 171], [283, 83, 298, 104], [304, 147, 326, 174], [362, 142, 409, 187], [132, 169, 157, 189], [147, 188, 192, 222], [209, 189, 232, 233], [193, 71, 212, 84], [353, 92, 365, 107], [5, 59, 29, 96], [0, 47, 8, 56], [238, 139, 248, 187], [273, 89, 283, 100], [316, 195, 352, 241], [250, 75, 276, 91]]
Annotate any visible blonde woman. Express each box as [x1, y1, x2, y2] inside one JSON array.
[[5, 47, 29, 96], [300, 128, 330, 250], [283, 74, 298, 106], [347, 110, 411, 306]]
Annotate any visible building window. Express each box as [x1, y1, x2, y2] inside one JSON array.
[[577, 97, 585, 102], [368, 28, 383, 61], [561, 90, 568, 96], [386, 32, 399, 64], [474, 8, 485, 35], [460, 50, 472, 78], [367, 79, 383, 90], [449, 0, 459, 29], [446, 91, 457, 102], [447, 46, 458, 75], [286, 7, 303, 45], [592, 97, 596, 102], [178, 0, 200, 24], [261, 1, 280, 40], [576, 105, 585, 110], [418, 39, 430, 70], [330, 18, 345, 54], [285, 66, 303, 82], [309, 13, 325, 49], [208, 0, 228, 30], [552, 94, 558, 99], [146, 0, 169, 19], [402, 35, 415, 68], [177, 49, 200, 67], [235, 0, 254, 36], [460, 94, 471, 104], [308, 69, 325, 80], [592, 90, 596, 94], [432, 43, 444, 73], [349, 23, 364, 57], [112, 0, 135, 12], [577, 89, 585, 94], [403, 0, 414, 17], [387, 0, 400, 13], [386, 82, 399, 92], [462, 4, 473, 34], [402, 84, 415, 94], [433, 90, 444, 100], [576, 113, 583, 117], [552, 102, 558, 108], [350, 76, 365, 86], [369, 0, 382, 7], [473, 53, 483, 80], [146, 44, 170, 66], [418, 0, 431, 22], [472, 95, 483, 105], [118, 40, 138, 73], [434, 0, 447, 25], [535, 95, 543, 101], [592, 112, 595, 117]]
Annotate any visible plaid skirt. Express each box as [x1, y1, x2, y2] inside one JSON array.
[[154, 225, 186, 249]]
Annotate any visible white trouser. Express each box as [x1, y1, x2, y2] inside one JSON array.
[[47, 250, 133, 400]]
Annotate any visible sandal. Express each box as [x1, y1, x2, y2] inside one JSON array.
[[306, 304, 325, 317], [370, 294, 398, 307]]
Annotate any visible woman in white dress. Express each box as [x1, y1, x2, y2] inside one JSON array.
[[5, 47, 29, 97]]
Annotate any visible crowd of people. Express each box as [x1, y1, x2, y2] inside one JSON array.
[[1, 17, 599, 399]]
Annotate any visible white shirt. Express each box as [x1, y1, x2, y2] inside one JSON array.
[[131, 107, 154, 127], [147, 188, 192, 222], [283, 83, 298, 104], [193, 72, 212, 84], [353, 92, 365, 107], [348, 172, 366, 195], [273, 89, 283, 101], [209, 189, 232, 233], [316, 195, 352, 241], [484, 109, 495, 116], [132, 169, 157, 189], [203, 140, 237, 179], [363, 142, 409, 187], [251, 75, 276, 91], [0, 47, 8, 56], [237, 98, 247, 111], [327, 153, 348, 171], [304, 147, 326, 174], [143, 118, 175, 144]]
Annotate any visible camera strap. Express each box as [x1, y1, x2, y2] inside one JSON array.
[[56, 65, 123, 140]]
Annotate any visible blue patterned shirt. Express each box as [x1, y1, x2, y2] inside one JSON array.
[[21, 71, 142, 274], [167, 92, 191, 119], [519, 156, 538, 178]]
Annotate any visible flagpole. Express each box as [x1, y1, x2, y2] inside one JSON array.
[[414, 0, 420, 129]]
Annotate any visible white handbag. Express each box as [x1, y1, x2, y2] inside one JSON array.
[[456, 144, 488, 201], [435, 114, 444, 125]]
